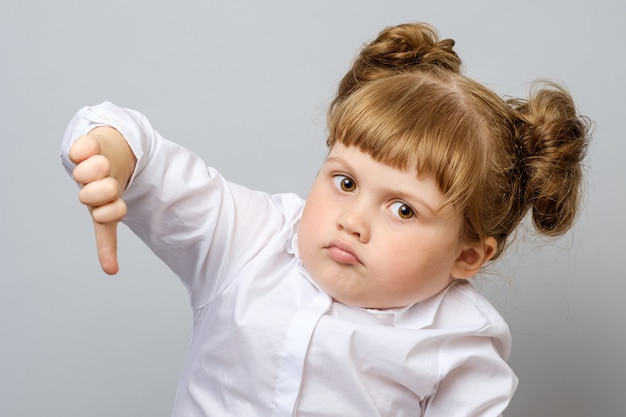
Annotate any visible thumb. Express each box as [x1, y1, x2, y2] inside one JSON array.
[[93, 221, 120, 275]]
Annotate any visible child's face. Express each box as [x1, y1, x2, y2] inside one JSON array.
[[298, 143, 468, 309]]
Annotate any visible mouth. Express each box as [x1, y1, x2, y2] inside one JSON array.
[[325, 240, 362, 265]]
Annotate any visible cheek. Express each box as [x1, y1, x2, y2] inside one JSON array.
[[300, 201, 321, 235], [298, 199, 325, 256], [300, 186, 330, 232], [382, 233, 460, 275]]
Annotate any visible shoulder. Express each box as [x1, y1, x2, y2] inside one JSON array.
[[435, 280, 506, 328], [436, 280, 512, 358], [397, 280, 511, 353]]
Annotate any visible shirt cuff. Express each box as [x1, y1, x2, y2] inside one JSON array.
[[59, 101, 150, 189]]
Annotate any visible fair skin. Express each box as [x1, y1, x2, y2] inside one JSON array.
[[69, 127, 136, 275], [71, 130, 496, 309], [298, 144, 496, 309]]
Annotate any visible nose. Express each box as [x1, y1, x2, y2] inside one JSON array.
[[337, 201, 370, 243]]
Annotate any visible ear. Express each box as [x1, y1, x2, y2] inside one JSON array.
[[451, 237, 498, 279]]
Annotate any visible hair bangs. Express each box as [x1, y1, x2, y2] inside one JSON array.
[[327, 73, 488, 214]]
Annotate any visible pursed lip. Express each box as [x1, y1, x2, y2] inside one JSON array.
[[325, 239, 362, 265]]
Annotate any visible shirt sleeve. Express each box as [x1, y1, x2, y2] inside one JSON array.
[[60, 102, 302, 309], [422, 323, 518, 417]]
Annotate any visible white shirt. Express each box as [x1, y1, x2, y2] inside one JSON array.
[[60, 102, 518, 417]]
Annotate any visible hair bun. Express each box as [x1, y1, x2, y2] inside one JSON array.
[[331, 23, 462, 110], [510, 82, 591, 236], [364, 23, 461, 73]]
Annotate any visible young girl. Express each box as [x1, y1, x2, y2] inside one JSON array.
[[61, 23, 590, 416]]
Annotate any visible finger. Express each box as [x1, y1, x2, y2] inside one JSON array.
[[94, 221, 120, 275], [69, 135, 101, 164], [78, 177, 121, 207], [73, 154, 112, 185], [90, 198, 128, 225]]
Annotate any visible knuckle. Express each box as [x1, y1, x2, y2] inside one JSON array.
[[101, 177, 120, 196], [91, 155, 111, 176], [69, 135, 99, 163], [77, 178, 120, 206], [74, 155, 111, 183], [91, 199, 126, 224]]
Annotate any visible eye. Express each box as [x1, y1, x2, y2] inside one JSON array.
[[389, 201, 415, 219], [333, 175, 357, 192]]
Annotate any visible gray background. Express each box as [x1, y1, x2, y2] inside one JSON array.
[[1, 1, 623, 416]]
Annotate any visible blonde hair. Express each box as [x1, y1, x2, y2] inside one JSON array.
[[327, 23, 590, 259]]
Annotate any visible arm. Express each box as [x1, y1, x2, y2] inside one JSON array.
[[61, 102, 302, 307], [423, 330, 518, 417], [60, 102, 230, 288], [69, 127, 136, 275]]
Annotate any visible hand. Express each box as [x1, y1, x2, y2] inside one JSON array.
[[69, 133, 129, 275]]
